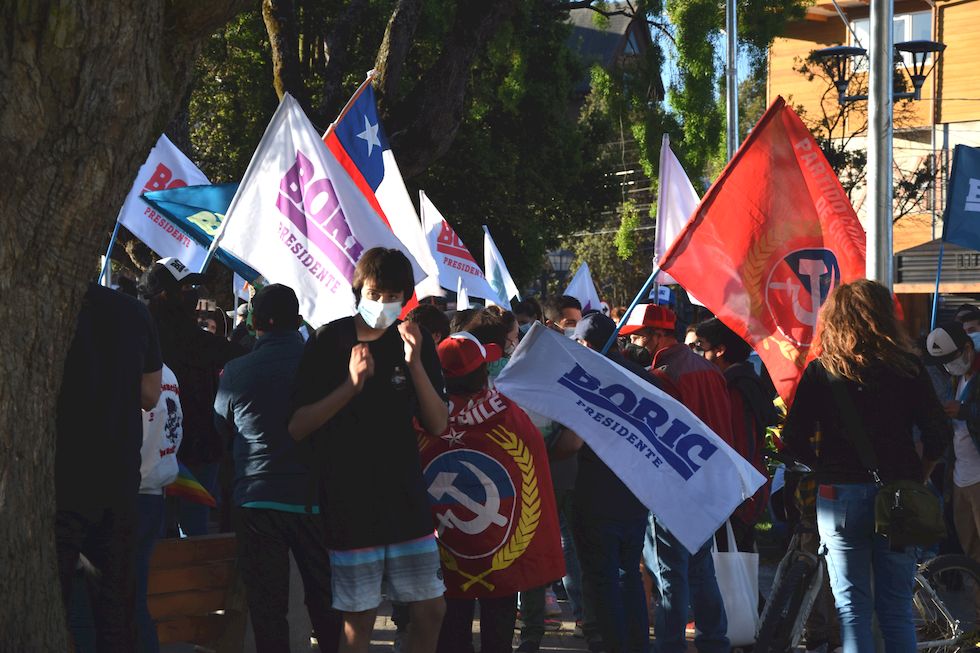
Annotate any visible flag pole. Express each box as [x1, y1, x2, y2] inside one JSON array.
[[98, 221, 122, 286], [930, 239, 946, 330], [323, 69, 379, 139], [601, 265, 661, 354]]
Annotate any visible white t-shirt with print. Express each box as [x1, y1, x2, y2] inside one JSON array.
[[140, 365, 183, 493]]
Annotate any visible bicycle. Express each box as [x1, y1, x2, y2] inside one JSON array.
[[755, 454, 980, 652]]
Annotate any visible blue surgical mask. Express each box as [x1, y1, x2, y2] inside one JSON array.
[[357, 297, 401, 329], [518, 323, 531, 336]]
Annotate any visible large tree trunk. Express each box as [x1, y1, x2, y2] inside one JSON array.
[[384, 0, 522, 179], [0, 0, 249, 645]]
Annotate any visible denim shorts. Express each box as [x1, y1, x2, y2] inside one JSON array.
[[329, 533, 445, 612]]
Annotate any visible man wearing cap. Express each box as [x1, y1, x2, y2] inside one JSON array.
[[139, 257, 244, 535], [621, 304, 732, 653], [214, 284, 342, 652], [928, 321, 980, 605], [549, 312, 663, 653]]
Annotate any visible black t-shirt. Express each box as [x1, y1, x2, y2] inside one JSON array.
[[292, 317, 446, 550], [56, 283, 163, 512]]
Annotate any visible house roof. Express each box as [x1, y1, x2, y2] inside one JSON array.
[[566, 4, 634, 71]]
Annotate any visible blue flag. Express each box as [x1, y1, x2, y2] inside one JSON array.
[[141, 184, 259, 281], [942, 145, 980, 251]]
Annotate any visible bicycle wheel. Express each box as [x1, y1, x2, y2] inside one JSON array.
[[915, 554, 980, 651], [756, 557, 819, 653]]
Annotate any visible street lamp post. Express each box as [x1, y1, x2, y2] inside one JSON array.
[[811, 32, 944, 287], [547, 249, 574, 293]]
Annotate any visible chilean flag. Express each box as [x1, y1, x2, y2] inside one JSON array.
[[323, 84, 443, 300]]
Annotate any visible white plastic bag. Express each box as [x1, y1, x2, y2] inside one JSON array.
[[711, 520, 760, 647]]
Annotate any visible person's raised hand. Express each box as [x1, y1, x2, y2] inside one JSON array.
[[348, 343, 374, 392], [398, 321, 422, 367]]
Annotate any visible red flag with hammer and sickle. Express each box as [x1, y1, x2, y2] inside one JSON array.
[[660, 97, 866, 404], [417, 388, 564, 598]]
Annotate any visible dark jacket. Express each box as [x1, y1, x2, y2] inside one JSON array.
[[724, 361, 778, 524], [573, 349, 661, 520], [157, 313, 244, 464], [783, 358, 952, 484], [214, 331, 312, 507]]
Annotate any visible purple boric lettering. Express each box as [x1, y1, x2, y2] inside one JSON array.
[[276, 223, 343, 294], [276, 150, 365, 283]]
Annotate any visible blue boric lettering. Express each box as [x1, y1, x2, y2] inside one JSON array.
[[561, 364, 717, 479]]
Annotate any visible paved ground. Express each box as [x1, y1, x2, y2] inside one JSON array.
[[164, 554, 780, 652]]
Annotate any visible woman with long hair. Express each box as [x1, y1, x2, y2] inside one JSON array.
[[782, 279, 952, 653]]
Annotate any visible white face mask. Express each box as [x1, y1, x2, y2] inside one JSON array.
[[357, 297, 401, 330], [564, 327, 577, 339], [945, 352, 971, 377]]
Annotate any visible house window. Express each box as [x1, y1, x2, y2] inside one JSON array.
[[851, 11, 932, 72]]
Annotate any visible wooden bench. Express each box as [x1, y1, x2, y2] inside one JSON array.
[[148, 534, 247, 653]]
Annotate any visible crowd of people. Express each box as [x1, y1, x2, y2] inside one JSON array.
[[55, 250, 980, 653]]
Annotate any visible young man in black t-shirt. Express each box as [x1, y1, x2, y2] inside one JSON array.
[[290, 248, 449, 653]]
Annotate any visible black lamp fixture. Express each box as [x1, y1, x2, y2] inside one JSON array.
[[547, 249, 574, 279], [811, 39, 945, 105]]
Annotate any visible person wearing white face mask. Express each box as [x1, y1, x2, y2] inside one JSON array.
[[289, 247, 450, 653], [927, 320, 980, 625]]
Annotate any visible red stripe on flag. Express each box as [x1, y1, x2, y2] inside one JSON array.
[[323, 133, 392, 229]]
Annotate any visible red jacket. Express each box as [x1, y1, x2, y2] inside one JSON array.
[[651, 343, 734, 445]]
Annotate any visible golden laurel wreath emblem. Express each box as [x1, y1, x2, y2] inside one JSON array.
[[437, 425, 541, 593]]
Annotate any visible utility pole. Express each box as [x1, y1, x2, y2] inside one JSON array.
[[866, 0, 894, 286], [725, 0, 739, 160]]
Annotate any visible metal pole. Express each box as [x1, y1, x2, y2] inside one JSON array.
[[601, 266, 661, 354], [98, 221, 122, 286], [725, 0, 739, 159], [930, 240, 945, 330], [866, 0, 895, 286]]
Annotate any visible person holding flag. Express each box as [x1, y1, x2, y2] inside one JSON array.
[[417, 332, 564, 653], [289, 248, 449, 653]]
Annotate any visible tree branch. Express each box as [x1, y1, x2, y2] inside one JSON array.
[[262, 0, 306, 103], [374, 0, 424, 108], [318, 0, 370, 122], [385, 0, 522, 178]]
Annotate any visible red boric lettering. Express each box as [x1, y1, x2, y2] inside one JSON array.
[[441, 255, 486, 279], [143, 206, 190, 247]]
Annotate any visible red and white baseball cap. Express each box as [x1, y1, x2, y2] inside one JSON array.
[[619, 304, 677, 336], [437, 332, 502, 377]]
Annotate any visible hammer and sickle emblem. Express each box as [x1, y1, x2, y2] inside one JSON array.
[[769, 258, 834, 327], [428, 461, 508, 537]]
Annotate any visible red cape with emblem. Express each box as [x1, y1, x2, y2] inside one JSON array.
[[660, 97, 866, 404], [417, 388, 564, 599]]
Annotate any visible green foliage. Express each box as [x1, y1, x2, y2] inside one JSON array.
[[614, 200, 641, 259], [659, 0, 807, 178], [561, 216, 655, 306], [415, 2, 614, 285], [190, 10, 279, 182]]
